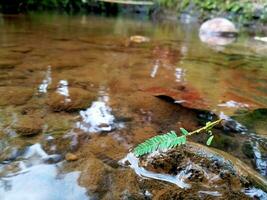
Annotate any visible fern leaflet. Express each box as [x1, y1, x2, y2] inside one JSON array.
[[133, 131, 186, 157], [132, 119, 222, 157]]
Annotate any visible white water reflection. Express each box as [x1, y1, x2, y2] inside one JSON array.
[[198, 191, 222, 197], [0, 144, 88, 200], [244, 187, 267, 200], [218, 100, 249, 108], [57, 80, 71, 103], [150, 60, 160, 78], [175, 67, 186, 82], [77, 87, 123, 133], [0, 164, 88, 200], [253, 142, 267, 176], [120, 153, 190, 189], [38, 65, 52, 93]]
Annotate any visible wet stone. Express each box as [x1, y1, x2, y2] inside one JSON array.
[[65, 153, 78, 162], [43, 154, 63, 164], [137, 147, 257, 199]]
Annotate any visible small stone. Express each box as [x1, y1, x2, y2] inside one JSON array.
[[65, 153, 78, 161], [129, 35, 150, 43]]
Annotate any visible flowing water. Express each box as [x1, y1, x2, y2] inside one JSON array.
[[0, 12, 267, 199]]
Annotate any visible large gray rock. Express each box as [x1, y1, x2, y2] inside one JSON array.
[[199, 18, 238, 45]]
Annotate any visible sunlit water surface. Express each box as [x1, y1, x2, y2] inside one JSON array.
[[0, 12, 267, 199]]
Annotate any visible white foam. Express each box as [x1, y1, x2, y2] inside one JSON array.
[[120, 153, 191, 189]]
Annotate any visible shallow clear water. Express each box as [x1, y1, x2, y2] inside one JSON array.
[[0, 12, 267, 199]]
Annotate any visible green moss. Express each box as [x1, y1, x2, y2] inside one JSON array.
[[233, 108, 267, 131]]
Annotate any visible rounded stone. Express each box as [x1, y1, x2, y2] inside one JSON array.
[[199, 18, 238, 45], [199, 18, 238, 35], [65, 153, 78, 162]]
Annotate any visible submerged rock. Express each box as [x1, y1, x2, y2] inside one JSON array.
[[0, 87, 34, 106], [14, 115, 44, 136], [0, 60, 20, 69], [46, 87, 94, 112]]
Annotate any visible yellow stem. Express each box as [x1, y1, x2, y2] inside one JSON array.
[[188, 119, 222, 136]]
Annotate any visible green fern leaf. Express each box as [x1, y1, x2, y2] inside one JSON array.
[[180, 128, 189, 135], [133, 131, 186, 157]]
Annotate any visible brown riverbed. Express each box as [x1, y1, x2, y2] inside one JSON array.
[[0, 12, 267, 199]]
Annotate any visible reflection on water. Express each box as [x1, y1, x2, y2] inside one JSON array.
[[175, 67, 186, 83], [0, 144, 88, 200], [57, 80, 71, 103], [38, 65, 52, 94], [0, 164, 88, 200], [218, 100, 249, 108], [253, 142, 267, 176], [77, 101, 115, 132], [77, 87, 123, 133], [150, 60, 160, 78]]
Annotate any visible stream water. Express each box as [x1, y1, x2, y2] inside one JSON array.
[[0, 12, 267, 199]]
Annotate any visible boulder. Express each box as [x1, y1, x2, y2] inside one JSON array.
[[199, 18, 238, 45]]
